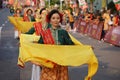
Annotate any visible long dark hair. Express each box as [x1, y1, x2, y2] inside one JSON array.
[[39, 8, 46, 14], [26, 9, 33, 14], [46, 9, 63, 23]]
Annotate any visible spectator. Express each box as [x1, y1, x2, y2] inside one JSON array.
[[102, 9, 111, 38], [68, 9, 74, 31]]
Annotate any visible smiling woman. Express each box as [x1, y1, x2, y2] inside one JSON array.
[[37, 9, 74, 80]]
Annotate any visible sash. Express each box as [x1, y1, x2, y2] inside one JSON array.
[[34, 23, 54, 44], [23, 15, 30, 22], [34, 22, 43, 36], [13, 14, 18, 17], [41, 29, 55, 44], [18, 34, 98, 80]]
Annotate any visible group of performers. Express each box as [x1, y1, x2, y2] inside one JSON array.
[[8, 6, 98, 80], [27, 7, 74, 80], [25, 8, 74, 80]]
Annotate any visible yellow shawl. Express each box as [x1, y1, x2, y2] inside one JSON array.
[[8, 16, 35, 33], [18, 34, 98, 80]]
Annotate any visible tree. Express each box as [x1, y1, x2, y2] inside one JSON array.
[[45, 0, 60, 7], [50, 0, 59, 5]]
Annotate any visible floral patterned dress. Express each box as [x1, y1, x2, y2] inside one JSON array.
[[38, 26, 74, 80]]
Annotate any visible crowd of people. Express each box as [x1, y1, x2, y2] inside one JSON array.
[[9, 5, 76, 80], [71, 8, 120, 46], [8, 3, 120, 80]]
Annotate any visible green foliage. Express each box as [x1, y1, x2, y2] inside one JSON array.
[[45, 0, 59, 7], [50, 0, 59, 5], [90, 0, 95, 3], [45, 0, 49, 7], [45, 0, 66, 9], [107, 1, 117, 13]]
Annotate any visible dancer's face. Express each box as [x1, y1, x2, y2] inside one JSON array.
[[27, 10, 33, 16], [41, 10, 47, 19], [50, 13, 60, 28]]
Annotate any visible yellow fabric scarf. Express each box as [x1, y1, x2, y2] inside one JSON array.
[[18, 34, 98, 80], [8, 16, 23, 28], [8, 16, 35, 33]]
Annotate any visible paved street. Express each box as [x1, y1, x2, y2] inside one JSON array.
[[0, 8, 20, 80], [0, 8, 120, 80]]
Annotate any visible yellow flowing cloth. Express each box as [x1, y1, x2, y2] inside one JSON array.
[[16, 20, 35, 33], [8, 16, 23, 28], [18, 34, 98, 80], [8, 16, 35, 33]]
